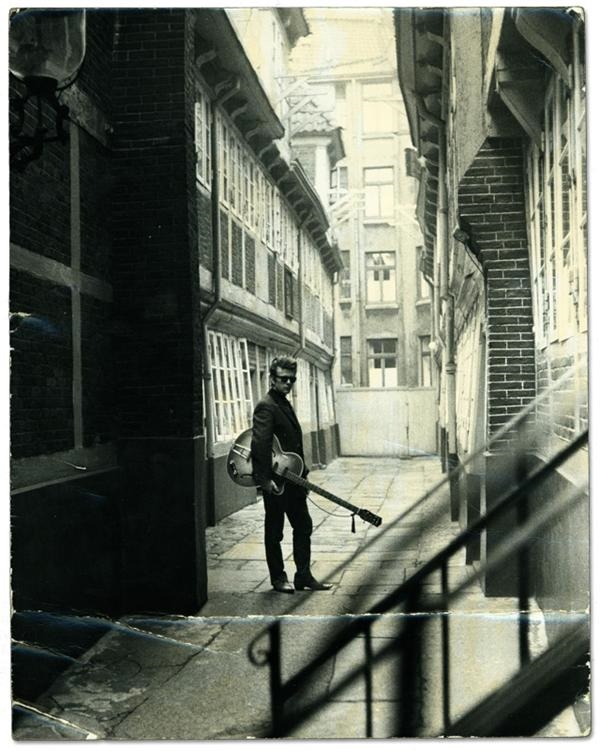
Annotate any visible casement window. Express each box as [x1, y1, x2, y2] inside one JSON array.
[[329, 165, 348, 205], [242, 152, 250, 225], [194, 90, 211, 188], [366, 251, 396, 303], [526, 27, 587, 344], [265, 181, 274, 248], [416, 247, 431, 300], [208, 331, 253, 443], [364, 167, 394, 218], [367, 338, 398, 387], [362, 81, 395, 134], [419, 335, 432, 387], [340, 335, 353, 384], [219, 117, 230, 207]]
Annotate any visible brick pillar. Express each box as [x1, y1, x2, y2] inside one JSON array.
[[111, 9, 206, 613], [458, 137, 535, 595]]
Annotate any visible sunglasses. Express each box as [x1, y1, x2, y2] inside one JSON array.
[[274, 375, 296, 384]]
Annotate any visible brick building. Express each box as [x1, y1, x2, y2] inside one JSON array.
[[9, 8, 341, 624], [395, 8, 588, 622]]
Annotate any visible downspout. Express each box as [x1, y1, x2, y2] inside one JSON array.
[[438, 133, 459, 518], [293, 210, 311, 357]]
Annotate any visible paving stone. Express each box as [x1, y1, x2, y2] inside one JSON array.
[[12, 455, 585, 740]]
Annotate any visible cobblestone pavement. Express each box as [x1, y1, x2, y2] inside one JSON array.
[[12, 456, 583, 740]]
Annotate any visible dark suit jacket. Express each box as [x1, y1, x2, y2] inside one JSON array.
[[251, 388, 306, 489]]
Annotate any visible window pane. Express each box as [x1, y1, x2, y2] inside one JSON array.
[[383, 363, 397, 387], [369, 363, 383, 388]]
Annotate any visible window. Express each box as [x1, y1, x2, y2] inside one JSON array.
[[419, 335, 432, 387], [525, 32, 587, 343], [194, 91, 211, 188], [284, 268, 295, 319], [368, 339, 397, 387], [362, 81, 395, 134], [417, 249, 431, 300], [364, 167, 394, 218], [329, 165, 348, 205], [340, 336, 353, 385], [219, 117, 229, 205], [366, 251, 396, 303], [339, 250, 351, 300], [208, 331, 253, 442]]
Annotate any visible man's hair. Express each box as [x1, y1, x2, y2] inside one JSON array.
[[269, 355, 298, 378]]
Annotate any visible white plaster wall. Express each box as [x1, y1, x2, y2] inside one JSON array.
[[336, 387, 436, 456]]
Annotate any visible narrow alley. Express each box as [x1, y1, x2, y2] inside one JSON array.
[[12, 456, 581, 740]]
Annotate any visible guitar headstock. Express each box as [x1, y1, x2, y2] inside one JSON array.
[[358, 508, 382, 527]]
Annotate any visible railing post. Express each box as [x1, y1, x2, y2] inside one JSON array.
[[364, 618, 373, 738], [516, 452, 531, 666], [396, 588, 422, 737], [269, 620, 284, 737], [441, 561, 451, 732]]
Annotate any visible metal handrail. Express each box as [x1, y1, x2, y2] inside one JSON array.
[[247, 362, 586, 631], [256, 428, 589, 737]]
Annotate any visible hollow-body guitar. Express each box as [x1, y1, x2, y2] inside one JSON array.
[[227, 428, 382, 528]]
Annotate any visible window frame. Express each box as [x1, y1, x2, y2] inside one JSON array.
[[363, 166, 395, 219], [367, 337, 398, 388], [208, 331, 254, 443], [194, 88, 211, 189], [365, 250, 397, 303]]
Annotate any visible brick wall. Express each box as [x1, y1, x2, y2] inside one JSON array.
[[10, 270, 74, 458], [198, 188, 213, 270], [244, 233, 256, 294], [111, 8, 195, 439], [9, 80, 71, 265], [81, 295, 114, 446], [80, 129, 113, 281], [220, 210, 230, 279], [231, 220, 243, 286], [458, 137, 535, 448]]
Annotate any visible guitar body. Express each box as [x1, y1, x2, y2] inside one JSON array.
[[227, 429, 382, 527], [226, 427, 304, 495]]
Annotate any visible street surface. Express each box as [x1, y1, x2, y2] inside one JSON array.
[[12, 456, 582, 739]]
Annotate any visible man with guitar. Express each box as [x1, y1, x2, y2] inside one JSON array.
[[251, 356, 332, 593]]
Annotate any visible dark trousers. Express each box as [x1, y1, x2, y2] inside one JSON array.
[[263, 485, 313, 584]]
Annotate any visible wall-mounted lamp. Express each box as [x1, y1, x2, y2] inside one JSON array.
[[452, 215, 481, 261], [9, 9, 86, 170]]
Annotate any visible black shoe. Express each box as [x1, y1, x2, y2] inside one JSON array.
[[272, 578, 295, 594], [294, 576, 332, 591]]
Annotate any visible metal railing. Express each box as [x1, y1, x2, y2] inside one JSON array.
[[248, 365, 589, 737]]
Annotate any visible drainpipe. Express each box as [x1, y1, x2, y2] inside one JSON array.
[[293, 211, 311, 357], [438, 134, 459, 518]]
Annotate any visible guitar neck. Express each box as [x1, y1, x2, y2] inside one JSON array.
[[279, 470, 361, 516]]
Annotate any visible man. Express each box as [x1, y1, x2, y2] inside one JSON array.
[[251, 355, 331, 593]]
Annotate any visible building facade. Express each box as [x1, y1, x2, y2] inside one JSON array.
[[289, 9, 432, 400], [9, 8, 341, 622], [201, 8, 343, 523], [395, 8, 588, 625]]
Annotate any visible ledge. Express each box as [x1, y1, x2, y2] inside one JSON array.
[[365, 303, 399, 311]]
